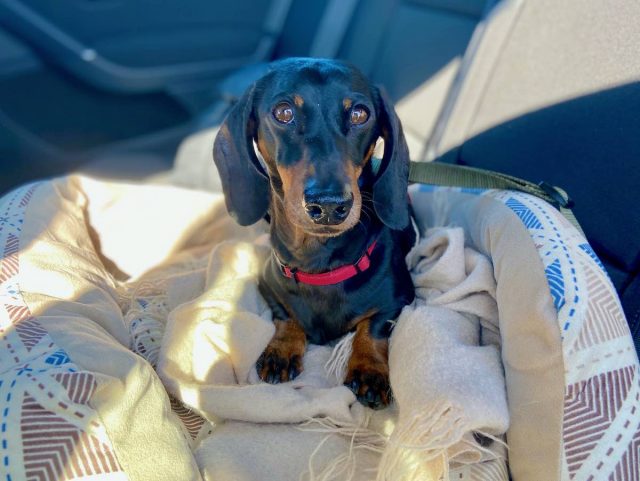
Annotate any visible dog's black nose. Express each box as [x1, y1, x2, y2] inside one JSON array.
[[304, 191, 353, 225]]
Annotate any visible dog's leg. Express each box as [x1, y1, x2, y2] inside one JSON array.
[[344, 319, 391, 409], [257, 319, 307, 384]]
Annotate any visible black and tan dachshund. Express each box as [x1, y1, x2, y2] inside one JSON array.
[[213, 58, 415, 409]]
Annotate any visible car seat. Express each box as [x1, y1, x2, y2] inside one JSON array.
[[425, 0, 640, 353]]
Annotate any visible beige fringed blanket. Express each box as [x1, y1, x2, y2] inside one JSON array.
[[132, 225, 509, 480]]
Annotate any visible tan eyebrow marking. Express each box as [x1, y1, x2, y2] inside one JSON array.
[[293, 94, 304, 107], [343, 98, 353, 110]]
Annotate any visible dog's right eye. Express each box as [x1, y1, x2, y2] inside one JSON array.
[[273, 103, 294, 124]]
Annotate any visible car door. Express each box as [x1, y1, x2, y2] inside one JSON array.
[[0, 0, 292, 192]]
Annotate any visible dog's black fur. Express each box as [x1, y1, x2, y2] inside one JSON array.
[[213, 58, 415, 408]]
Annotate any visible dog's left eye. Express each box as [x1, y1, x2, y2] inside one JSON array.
[[273, 102, 294, 124], [350, 106, 369, 126]]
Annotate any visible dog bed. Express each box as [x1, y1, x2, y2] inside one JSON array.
[[0, 174, 638, 481]]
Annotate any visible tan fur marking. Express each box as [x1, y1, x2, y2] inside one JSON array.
[[350, 319, 388, 366], [259, 319, 307, 383], [343, 98, 353, 110], [345, 308, 379, 332], [346, 162, 363, 224], [363, 142, 376, 165], [294, 94, 304, 107], [257, 135, 275, 167], [345, 319, 391, 406], [276, 161, 307, 205], [275, 160, 314, 241]]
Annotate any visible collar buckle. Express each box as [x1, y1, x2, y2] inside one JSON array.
[[281, 264, 299, 283]]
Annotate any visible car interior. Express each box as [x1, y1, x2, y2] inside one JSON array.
[[0, 0, 640, 481], [0, 0, 638, 354]]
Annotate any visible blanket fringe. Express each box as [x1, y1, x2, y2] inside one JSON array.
[[315, 337, 504, 481], [324, 332, 355, 382], [296, 409, 502, 481], [376, 402, 466, 481], [298, 414, 384, 481]]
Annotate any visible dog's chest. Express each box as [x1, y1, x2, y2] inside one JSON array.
[[282, 269, 408, 344], [262, 228, 415, 344], [288, 284, 354, 344]]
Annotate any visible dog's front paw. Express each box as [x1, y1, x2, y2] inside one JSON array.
[[257, 319, 306, 384], [257, 344, 303, 384], [344, 363, 391, 410], [343, 319, 391, 409]]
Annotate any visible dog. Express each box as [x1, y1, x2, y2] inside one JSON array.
[[213, 58, 415, 409]]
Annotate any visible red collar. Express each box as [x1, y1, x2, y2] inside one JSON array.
[[276, 238, 379, 286]]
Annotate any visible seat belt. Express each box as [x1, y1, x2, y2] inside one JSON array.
[[309, 0, 360, 58], [408, 161, 585, 236]]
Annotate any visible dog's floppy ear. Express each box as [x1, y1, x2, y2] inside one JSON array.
[[374, 86, 410, 230], [213, 84, 270, 226]]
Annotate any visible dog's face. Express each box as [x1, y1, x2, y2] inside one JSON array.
[[214, 58, 410, 235], [254, 60, 379, 236]]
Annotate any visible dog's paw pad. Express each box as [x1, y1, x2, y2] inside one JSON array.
[[257, 319, 306, 384], [344, 368, 391, 410], [257, 348, 303, 384]]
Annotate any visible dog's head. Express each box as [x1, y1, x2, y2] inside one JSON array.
[[213, 58, 410, 236]]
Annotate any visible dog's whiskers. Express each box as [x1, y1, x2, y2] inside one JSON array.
[[360, 192, 385, 211]]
